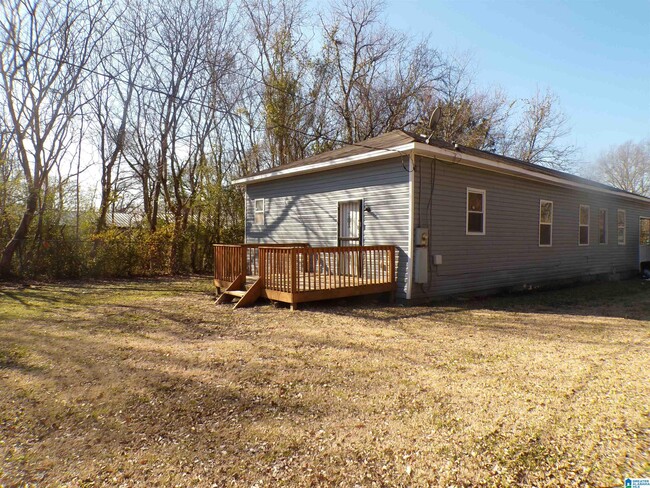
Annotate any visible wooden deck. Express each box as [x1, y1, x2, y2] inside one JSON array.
[[214, 243, 396, 309]]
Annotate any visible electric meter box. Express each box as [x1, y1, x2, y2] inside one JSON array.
[[414, 228, 429, 284], [415, 228, 429, 247]]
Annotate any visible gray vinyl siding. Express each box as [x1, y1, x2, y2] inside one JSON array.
[[245, 158, 411, 298], [412, 156, 649, 299]]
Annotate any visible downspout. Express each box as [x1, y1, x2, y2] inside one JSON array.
[[406, 150, 416, 300]]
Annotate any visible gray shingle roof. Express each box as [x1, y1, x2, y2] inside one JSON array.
[[239, 130, 648, 201]]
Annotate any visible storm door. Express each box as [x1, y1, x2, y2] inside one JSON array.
[[640, 217, 650, 267], [338, 200, 363, 277]]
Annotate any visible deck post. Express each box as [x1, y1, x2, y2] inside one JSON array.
[[259, 248, 266, 286], [290, 248, 298, 310], [240, 246, 247, 277], [212, 246, 221, 284], [290, 248, 297, 293]]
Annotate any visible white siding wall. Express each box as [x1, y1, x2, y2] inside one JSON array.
[[245, 158, 411, 298]]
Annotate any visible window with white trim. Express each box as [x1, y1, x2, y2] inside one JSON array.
[[539, 200, 553, 246], [617, 209, 626, 245], [466, 188, 485, 235], [579, 205, 590, 246], [598, 208, 607, 244], [254, 198, 264, 225]]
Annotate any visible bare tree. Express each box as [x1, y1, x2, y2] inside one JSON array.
[[0, 123, 20, 242], [414, 54, 515, 151], [595, 139, 650, 196], [91, 2, 146, 233], [416, 75, 577, 171], [242, 0, 312, 166], [321, 0, 400, 143], [320, 0, 443, 145], [0, 0, 110, 276], [508, 88, 577, 170], [119, 0, 237, 271]]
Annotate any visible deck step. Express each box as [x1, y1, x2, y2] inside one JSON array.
[[215, 274, 247, 305], [223, 290, 246, 298], [233, 278, 263, 310]]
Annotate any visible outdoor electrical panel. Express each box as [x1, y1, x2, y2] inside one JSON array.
[[415, 228, 429, 247], [414, 228, 429, 284]]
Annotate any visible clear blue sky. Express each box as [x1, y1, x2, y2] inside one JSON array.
[[384, 0, 650, 165]]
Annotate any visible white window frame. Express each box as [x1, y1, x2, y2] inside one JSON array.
[[579, 205, 590, 246], [254, 198, 265, 225], [617, 209, 626, 245], [466, 188, 486, 235], [539, 200, 553, 247], [598, 208, 608, 245]]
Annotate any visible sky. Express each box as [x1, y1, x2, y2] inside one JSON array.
[[384, 0, 650, 166]]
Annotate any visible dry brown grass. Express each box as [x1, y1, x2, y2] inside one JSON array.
[[0, 277, 649, 487]]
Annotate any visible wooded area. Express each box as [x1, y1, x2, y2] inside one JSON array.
[[1, 0, 640, 279]]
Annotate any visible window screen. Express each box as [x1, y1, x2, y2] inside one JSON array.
[[539, 200, 553, 246], [467, 189, 485, 234], [254, 199, 264, 225], [579, 205, 589, 246]]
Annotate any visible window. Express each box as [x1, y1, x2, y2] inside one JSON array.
[[466, 188, 485, 235], [579, 205, 590, 246], [617, 209, 626, 245], [539, 200, 553, 246], [598, 209, 607, 244], [254, 198, 264, 225]]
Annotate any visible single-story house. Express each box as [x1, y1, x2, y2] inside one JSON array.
[[216, 130, 650, 307]]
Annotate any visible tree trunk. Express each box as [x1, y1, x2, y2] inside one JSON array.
[[0, 190, 38, 277], [170, 212, 185, 274], [190, 207, 200, 272], [96, 173, 113, 233]]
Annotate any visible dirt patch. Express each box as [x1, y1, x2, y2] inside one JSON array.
[[1, 277, 649, 486]]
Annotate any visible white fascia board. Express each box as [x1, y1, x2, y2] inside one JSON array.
[[412, 142, 650, 204], [232, 143, 415, 185]]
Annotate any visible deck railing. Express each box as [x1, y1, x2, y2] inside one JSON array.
[[214, 244, 246, 283], [214, 243, 308, 284], [215, 243, 396, 306], [259, 245, 396, 294]]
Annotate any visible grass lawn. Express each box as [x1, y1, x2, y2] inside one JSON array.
[[0, 277, 648, 487]]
